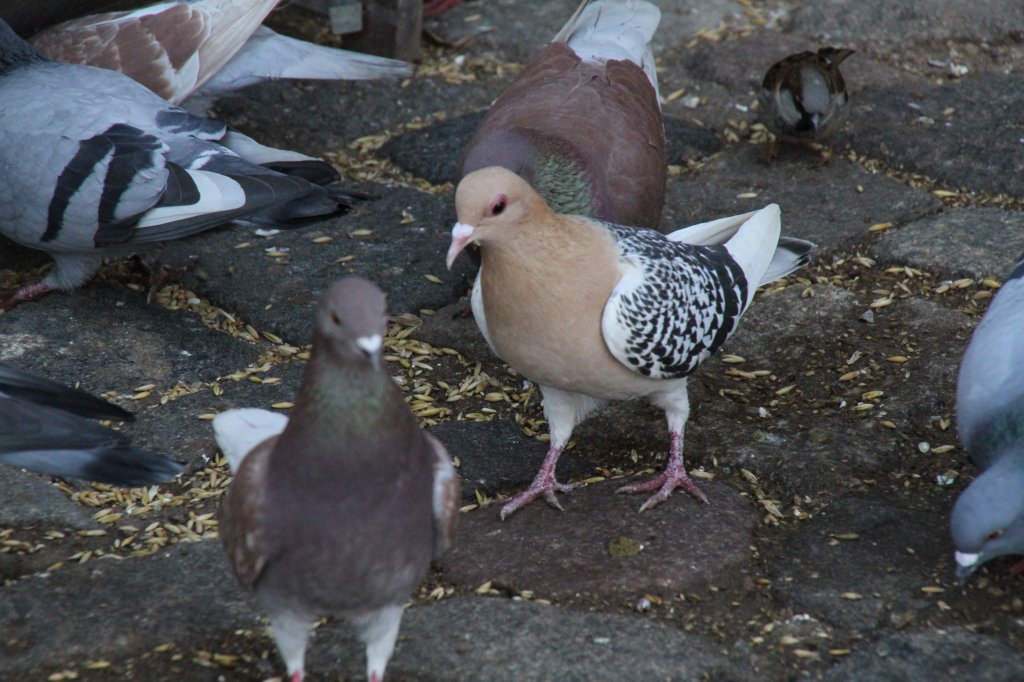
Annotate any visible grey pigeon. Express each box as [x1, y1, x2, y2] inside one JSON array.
[[459, 0, 666, 229], [215, 276, 460, 682], [447, 167, 814, 518], [0, 363, 184, 486], [951, 254, 1024, 583], [0, 17, 353, 310], [759, 47, 854, 148], [29, 0, 412, 113]]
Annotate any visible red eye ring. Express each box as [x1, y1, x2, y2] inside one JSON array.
[[489, 194, 508, 216], [988, 529, 1005, 541]]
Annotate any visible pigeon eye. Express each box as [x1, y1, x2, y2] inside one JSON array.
[[330, 312, 341, 326], [988, 529, 1005, 540], [489, 195, 508, 216]]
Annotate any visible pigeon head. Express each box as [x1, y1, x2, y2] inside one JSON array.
[[446, 166, 550, 269], [951, 453, 1024, 583], [314, 276, 388, 369]]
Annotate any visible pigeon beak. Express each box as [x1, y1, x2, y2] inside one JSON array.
[[954, 550, 981, 585], [356, 334, 383, 371], [446, 222, 475, 270]]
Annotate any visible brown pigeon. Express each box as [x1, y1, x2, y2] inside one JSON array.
[[446, 167, 813, 519], [215, 277, 459, 682], [459, 0, 666, 229]]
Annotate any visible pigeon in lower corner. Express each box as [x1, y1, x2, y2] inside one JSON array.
[[215, 276, 460, 682], [0, 363, 184, 486], [951, 253, 1024, 583], [0, 18, 355, 311], [446, 166, 814, 519]]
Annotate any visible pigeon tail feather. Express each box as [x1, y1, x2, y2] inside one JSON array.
[[721, 203, 782, 308], [556, 0, 662, 97], [760, 236, 815, 285], [196, 26, 412, 97], [0, 363, 132, 421], [213, 408, 288, 473]]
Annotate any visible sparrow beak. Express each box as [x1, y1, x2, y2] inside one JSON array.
[[446, 222, 475, 270]]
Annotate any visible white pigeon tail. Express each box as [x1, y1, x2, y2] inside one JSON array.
[[447, 166, 814, 518], [554, 0, 661, 99], [213, 408, 288, 473], [951, 253, 1024, 583], [30, 0, 279, 104], [666, 211, 814, 286], [188, 26, 411, 111], [30, 2, 412, 111]]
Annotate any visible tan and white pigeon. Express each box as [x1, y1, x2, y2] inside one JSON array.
[[446, 166, 814, 518], [30, 0, 412, 112], [215, 277, 459, 682], [459, 0, 666, 229]]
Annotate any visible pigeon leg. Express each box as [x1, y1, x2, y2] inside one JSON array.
[[268, 611, 313, 682], [0, 280, 54, 311], [499, 443, 576, 520], [122, 254, 198, 301], [616, 431, 709, 511]]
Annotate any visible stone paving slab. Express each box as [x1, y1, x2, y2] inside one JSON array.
[[769, 495, 950, 634], [820, 629, 1024, 682], [0, 540, 249, 676], [159, 184, 472, 342], [838, 73, 1024, 198], [873, 208, 1024, 279], [661, 145, 942, 252], [443, 481, 758, 602]]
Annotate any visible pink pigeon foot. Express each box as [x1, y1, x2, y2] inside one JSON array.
[[0, 280, 54, 311], [1011, 558, 1024, 576], [616, 433, 708, 512], [289, 673, 302, 682], [500, 445, 576, 520]]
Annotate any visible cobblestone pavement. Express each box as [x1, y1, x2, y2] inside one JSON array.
[[2, 1, 1024, 680]]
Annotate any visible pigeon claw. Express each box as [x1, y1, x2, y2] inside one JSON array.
[[617, 468, 709, 512], [499, 479, 577, 520]]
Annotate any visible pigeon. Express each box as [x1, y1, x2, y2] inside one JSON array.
[[446, 166, 814, 518], [216, 276, 459, 682], [759, 47, 854, 147], [29, 0, 412, 113], [0, 18, 353, 310], [951, 253, 1024, 583], [0, 363, 184, 485], [459, 0, 666, 229]]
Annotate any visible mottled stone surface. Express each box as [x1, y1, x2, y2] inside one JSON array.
[[443, 481, 758, 601], [873, 208, 1024, 279], [2, 0, 1023, 679]]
